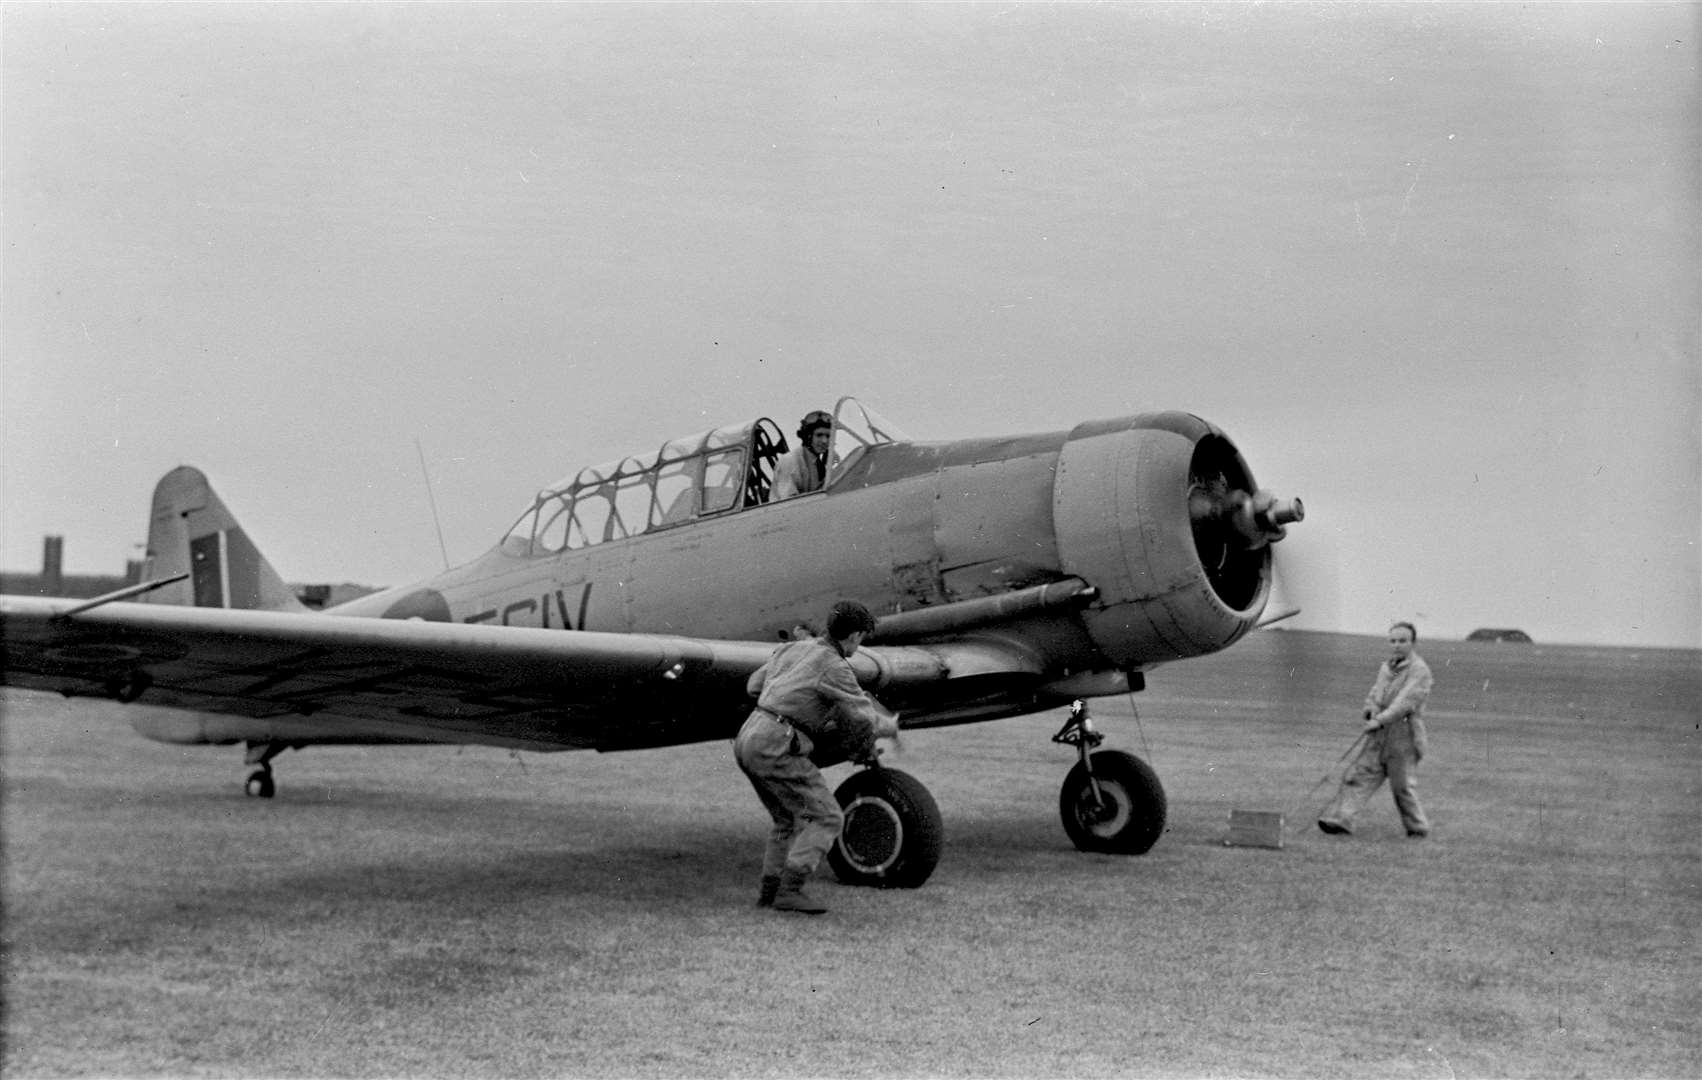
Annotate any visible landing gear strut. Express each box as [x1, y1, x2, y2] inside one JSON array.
[[243, 741, 284, 799], [1052, 700, 1167, 854]]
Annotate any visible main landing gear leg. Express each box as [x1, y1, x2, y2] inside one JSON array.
[[1052, 700, 1167, 854], [243, 741, 283, 799]]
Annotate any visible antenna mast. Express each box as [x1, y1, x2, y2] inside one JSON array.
[[414, 438, 452, 571]]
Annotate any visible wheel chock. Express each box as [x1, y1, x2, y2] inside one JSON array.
[[1225, 809, 1284, 849]]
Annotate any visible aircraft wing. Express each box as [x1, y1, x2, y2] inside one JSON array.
[[0, 596, 1039, 751]]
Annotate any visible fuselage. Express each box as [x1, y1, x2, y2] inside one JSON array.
[[91, 403, 1298, 750], [334, 409, 1288, 695]]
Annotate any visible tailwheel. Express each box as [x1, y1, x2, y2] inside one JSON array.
[[1059, 749, 1166, 854], [828, 767, 943, 888], [245, 766, 275, 799], [243, 740, 284, 798]]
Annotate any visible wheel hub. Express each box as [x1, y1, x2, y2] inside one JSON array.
[[839, 795, 904, 874], [1075, 782, 1132, 837]]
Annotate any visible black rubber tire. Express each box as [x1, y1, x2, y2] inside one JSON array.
[[1059, 749, 1166, 854], [245, 768, 275, 799], [827, 767, 943, 888]]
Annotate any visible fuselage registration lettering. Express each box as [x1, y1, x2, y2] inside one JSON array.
[[465, 584, 592, 631]]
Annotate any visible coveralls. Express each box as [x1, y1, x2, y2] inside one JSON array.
[[771, 445, 827, 500], [735, 637, 882, 878], [1319, 652, 1434, 836]]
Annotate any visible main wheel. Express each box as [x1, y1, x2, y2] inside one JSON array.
[[828, 767, 943, 888], [1059, 750, 1166, 854]]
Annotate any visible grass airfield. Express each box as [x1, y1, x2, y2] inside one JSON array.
[[4, 630, 1698, 1078]]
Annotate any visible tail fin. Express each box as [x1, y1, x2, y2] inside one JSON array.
[[139, 466, 307, 612]]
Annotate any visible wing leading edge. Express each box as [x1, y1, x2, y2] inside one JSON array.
[[0, 597, 1045, 752]]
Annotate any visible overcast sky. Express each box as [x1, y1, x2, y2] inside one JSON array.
[[3, 2, 1697, 648]]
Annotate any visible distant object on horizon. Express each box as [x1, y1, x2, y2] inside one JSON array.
[[0, 534, 374, 610], [0, 535, 139, 600], [1468, 628, 1533, 644]]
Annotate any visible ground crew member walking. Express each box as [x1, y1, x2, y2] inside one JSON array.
[[1319, 621, 1434, 838], [735, 600, 890, 913]]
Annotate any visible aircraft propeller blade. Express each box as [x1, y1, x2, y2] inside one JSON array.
[[1264, 525, 1342, 633]]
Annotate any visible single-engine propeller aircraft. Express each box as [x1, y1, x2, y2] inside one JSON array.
[[0, 398, 1302, 888]]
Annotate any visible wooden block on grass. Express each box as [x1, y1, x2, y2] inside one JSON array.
[[1226, 809, 1285, 849]]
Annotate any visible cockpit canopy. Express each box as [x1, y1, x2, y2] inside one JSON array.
[[499, 397, 905, 558]]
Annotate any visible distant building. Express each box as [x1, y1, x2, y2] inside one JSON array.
[[1467, 628, 1533, 643], [1, 535, 379, 610], [0, 536, 139, 599]]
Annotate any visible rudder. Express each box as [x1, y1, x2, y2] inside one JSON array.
[[139, 466, 306, 612]]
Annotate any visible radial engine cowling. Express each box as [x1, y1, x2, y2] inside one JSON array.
[[1053, 412, 1301, 668]]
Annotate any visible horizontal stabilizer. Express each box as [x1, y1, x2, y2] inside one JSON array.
[[55, 573, 191, 618]]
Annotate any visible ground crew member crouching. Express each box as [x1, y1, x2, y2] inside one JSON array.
[[735, 600, 890, 914], [1319, 621, 1434, 838]]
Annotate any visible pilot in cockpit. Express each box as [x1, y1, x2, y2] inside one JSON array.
[[772, 410, 834, 499]]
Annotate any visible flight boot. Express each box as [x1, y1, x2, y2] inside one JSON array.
[[756, 874, 781, 908], [770, 867, 828, 915]]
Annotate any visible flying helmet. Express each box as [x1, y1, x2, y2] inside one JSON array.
[[797, 410, 833, 440]]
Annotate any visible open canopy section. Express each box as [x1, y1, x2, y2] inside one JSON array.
[[497, 398, 904, 558], [829, 396, 909, 481]]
